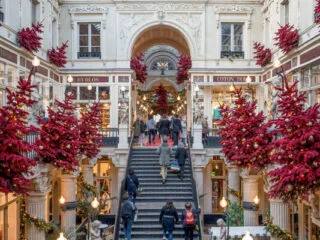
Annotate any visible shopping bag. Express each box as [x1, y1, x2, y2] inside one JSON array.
[[170, 161, 180, 172]]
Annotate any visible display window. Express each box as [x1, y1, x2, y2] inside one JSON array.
[[0, 194, 19, 240], [211, 157, 227, 213]]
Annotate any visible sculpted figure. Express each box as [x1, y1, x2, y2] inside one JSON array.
[[193, 100, 202, 125], [90, 220, 102, 240], [216, 218, 226, 240], [119, 101, 128, 124], [270, 78, 281, 119]]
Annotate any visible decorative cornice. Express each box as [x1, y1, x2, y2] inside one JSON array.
[[116, 3, 205, 11], [215, 5, 254, 15], [69, 5, 108, 14]]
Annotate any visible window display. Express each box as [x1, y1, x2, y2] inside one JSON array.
[[211, 158, 227, 214], [0, 194, 18, 240]]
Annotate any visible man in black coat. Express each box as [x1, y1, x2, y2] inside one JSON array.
[[124, 169, 139, 204], [175, 142, 188, 179], [159, 114, 170, 142], [172, 115, 182, 146]]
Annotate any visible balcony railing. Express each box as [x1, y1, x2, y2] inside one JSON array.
[[190, 128, 222, 148], [78, 52, 101, 58], [101, 128, 119, 147], [221, 51, 244, 59]]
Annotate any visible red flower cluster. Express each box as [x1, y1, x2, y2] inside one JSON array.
[[0, 78, 38, 194], [47, 41, 69, 68], [35, 93, 80, 171], [315, 0, 320, 23], [17, 22, 43, 52], [274, 24, 299, 54], [176, 55, 192, 84], [155, 84, 168, 114], [130, 54, 147, 83], [253, 42, 272, 67], [78, 102, 102, 159], [268, 80, 320, 201]]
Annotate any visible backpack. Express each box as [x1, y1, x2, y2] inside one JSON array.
[[185, 209, 195, 226], [121, 201, 133, 220], [127, 176, 137, 193]]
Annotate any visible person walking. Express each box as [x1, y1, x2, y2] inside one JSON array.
[[201, 115, 209, 145], [139, 119, 147, 146], [133, 117, 140, 145], [159, 114, 170, 142], [156, 137, 172, 184], [181, 116, 187, 145], [147, 115, 156, 144], [159, 200, 179, 240], [172, 115, 182, 146], [175, 141, 188, 180], [121, 193, 136, 240], [124, 169, 139, 204], [181, 202, 198, 240]]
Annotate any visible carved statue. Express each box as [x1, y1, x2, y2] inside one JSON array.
[[29, 78, 45, 126], [119, 101, 128, 125], [90, 220, 102, 240], [243, 92, 253, 104], [270, 78, 281, 119], [216, 218, 226, 240], [193, 100, 202, 125]]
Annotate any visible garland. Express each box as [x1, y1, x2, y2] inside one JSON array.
[[227, 186, 241, 199], [253, 42, 272, 67], [130, 53, 147, 83], [315, 0, 320, 23], [47, 41, 69, 68], [77, 173, 97, 193], [17, 22, 43, 52], [265, 212, 295, 240], [274, 24, 299, 54], [176, 55, 192, 84]]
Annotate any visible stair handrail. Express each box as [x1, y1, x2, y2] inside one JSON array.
[[113, 129, 134, 240], [187, 133, 203, 240]]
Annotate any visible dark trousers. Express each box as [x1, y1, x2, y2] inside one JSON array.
[[184, 226, 194, 240], [179, 164, 185, 176], [173, 131, 179, 145], [149, 129, 155, 143]]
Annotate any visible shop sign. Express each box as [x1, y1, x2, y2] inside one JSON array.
[[0, 47, 17, 64], [73, 76, 109, 83], [213, 76, 256, 82]]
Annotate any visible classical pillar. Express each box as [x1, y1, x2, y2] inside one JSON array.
[[118, 167, 126, 192], [60, 173, 77, 240], [270, 198, 290, 240], [82, 163, 94, 186], [192, 124, 203, 149], [118, 124, 129, 149], [193, 167, 204, 210], [203, 163, 212, 214], [242, 175, 260, 226], [25, 192, 47, 240], [228, 165, 240, 203]]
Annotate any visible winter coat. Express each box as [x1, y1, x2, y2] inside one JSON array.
[[133, 120, 140, 137], [124, 173, 139, 194], [172, 118, 182, 133], [159, 119, 170, 135], [181, 208, 198, 227], [156, 143, 172, 166], [159, 207, 179, 231], [181, 120, 187, 139], [175, 144, 188, 165], [140, 120, 147, 134]]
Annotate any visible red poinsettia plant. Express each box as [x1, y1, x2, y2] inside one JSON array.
[[253, 42, 272, 67], [274, 24, 299, 54], [176, 55, 192, 84], [315, 0, 320, 23], [130, 53, 147, 83], [154, 84, 168, 114], [0, 77, 38, 194], [47, 41, 69, 68], [17, 22, 43, 52], [35, 93, 80, 172]]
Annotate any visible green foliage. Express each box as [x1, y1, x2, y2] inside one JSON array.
[[228, 202, 244, 226]]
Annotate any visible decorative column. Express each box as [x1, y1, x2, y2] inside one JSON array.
[[270, 198, 290, 240], [118, 124, 129, 149], [193, 167, 204, 209], [242, 175, 260, 226], [25, 193, 47, 240], [82, 162, 94, 186], [228, 165, 240, 203], [60, 173, 77, 240], [203, 163, 212, 214], [192, 124, 203, 149]]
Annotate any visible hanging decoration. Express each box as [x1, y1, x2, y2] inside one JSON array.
[[77, 173, 97, 193], [265, 212, 295, 240], [227, 186, 242, 200], [0, 77, 38, 194], [154, 84, 169, 114], [315, 0, 320, 23], [47, 41, 69, 68], [78, 102, 102, 159], [253, 42, 272, 67], [176, 55, 192, 84], [274, 24, 299, 54], [17, 22, 43, 52], [268, 78, 320, 201], [130, 53, 147, 83], [34, 93, 80, 171]]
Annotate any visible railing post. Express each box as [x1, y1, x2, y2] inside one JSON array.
[[192, 124, 203, 149]]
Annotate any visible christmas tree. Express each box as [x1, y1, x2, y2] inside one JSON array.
[[130, 53, 147, 83], [274, 24, 299, 54], [253, 42, 272, 67], [268, 80, 320, 201], [315, 0, 320, 23], [35, 93, 80, 171], [78, 102, 102, 159], [47, 41, 69, 68], [155, 84, 168, 114], [176, 55, 192, 84], [0, 77, 38, 194], [17, 22, 43, 52]]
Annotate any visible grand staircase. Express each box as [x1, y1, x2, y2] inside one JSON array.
[[118, 147, 200, 240]]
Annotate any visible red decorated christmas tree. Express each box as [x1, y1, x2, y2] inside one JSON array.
[[0, 77, 38, 194], [130, 53, 147, 83], [78, 102, 102, 159], [274, 24, 299, 54], [35, 93, 80, 171], [253, 42, 272, 67], [154, 84, 168, 114], [176, 55, 192, 84], [315, 0, 320, 23], [47, 41, 69, 68], [268, 79, 320, 201], [17, 22, 43, 52]]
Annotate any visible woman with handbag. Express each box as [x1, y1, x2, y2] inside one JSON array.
[[159, 200, 179, 240], [156, 137, 173, 184]]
